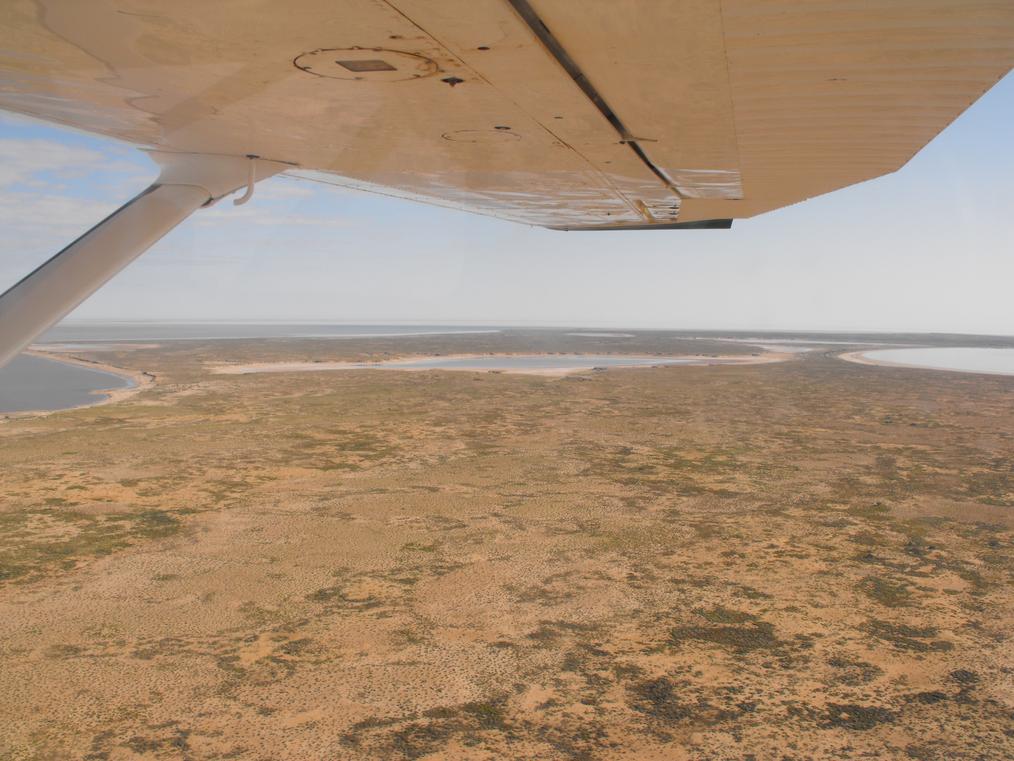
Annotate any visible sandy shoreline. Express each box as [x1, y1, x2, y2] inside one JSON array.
[[210, 352, 792, 377], [1, 350, 154, 419], [839, 350, 890, 368]]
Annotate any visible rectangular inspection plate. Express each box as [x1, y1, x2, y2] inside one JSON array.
[[335, 59, 397, 73]]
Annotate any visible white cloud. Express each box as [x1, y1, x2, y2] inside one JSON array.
[[0, 193, 119, 288], [194, 206, 350, 227], [0, 192, 115, 229], [0, 138, 107, 187], [252, 179, 314, 201]]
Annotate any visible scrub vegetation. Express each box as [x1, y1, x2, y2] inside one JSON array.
[[0, 329, 1011, 760]]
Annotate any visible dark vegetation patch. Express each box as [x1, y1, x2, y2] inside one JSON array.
[[669, 608, 781, 654], [340, 697, 512, 759], [577, 443, 764, 497], [670, 622, 778, 652], [826, 654, 883, 686], [305, 581, 382, 611], [509, 580, 576, 605], [281, 428, 402, 472], [858, 574, 913, 607], [823, 703, 896, 730], [696, 605, 756, 624], [863, 619, 953, 653], [625, 674, 756, 737], [949, 669, 979, 686], [526, 619, 600, 648], [628, 676, 731, 726], [908, 690, 949, 705], [83, 720, 193, 759], [962, 464, 1013, 506], [0, 507, 183, 584]]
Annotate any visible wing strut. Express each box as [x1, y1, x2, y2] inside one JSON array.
[[0, 152, 288, 368]]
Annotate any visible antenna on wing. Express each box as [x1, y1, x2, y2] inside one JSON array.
[[232, 155, 260, 206]]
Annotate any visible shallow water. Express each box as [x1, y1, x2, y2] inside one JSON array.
[[0, 355, 132, 413], [860, 347, 1014, 377], [718, 337, 894, 347], [385, 355, 699, 370]]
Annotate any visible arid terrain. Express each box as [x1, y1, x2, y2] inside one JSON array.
[[1, 330, 1012, 760]]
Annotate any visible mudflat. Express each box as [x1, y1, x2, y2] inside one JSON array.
[[0, 330, 1011, 760]]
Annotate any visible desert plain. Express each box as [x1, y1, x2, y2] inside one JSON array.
[[0, 330, 1012, 760]]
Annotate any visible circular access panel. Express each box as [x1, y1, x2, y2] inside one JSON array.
[[294, 48, 439, 81]]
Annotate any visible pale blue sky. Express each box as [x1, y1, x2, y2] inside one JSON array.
[[1, 72, 1011, 333]]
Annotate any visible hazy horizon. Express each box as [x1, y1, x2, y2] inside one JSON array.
[[43, 318, 1014, 339], [2, 72, 1011, 334]]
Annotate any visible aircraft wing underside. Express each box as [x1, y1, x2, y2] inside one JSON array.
[[1, 0, 1011, 230]]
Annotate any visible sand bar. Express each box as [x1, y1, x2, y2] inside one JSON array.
[[210, 352, 792, 377]]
